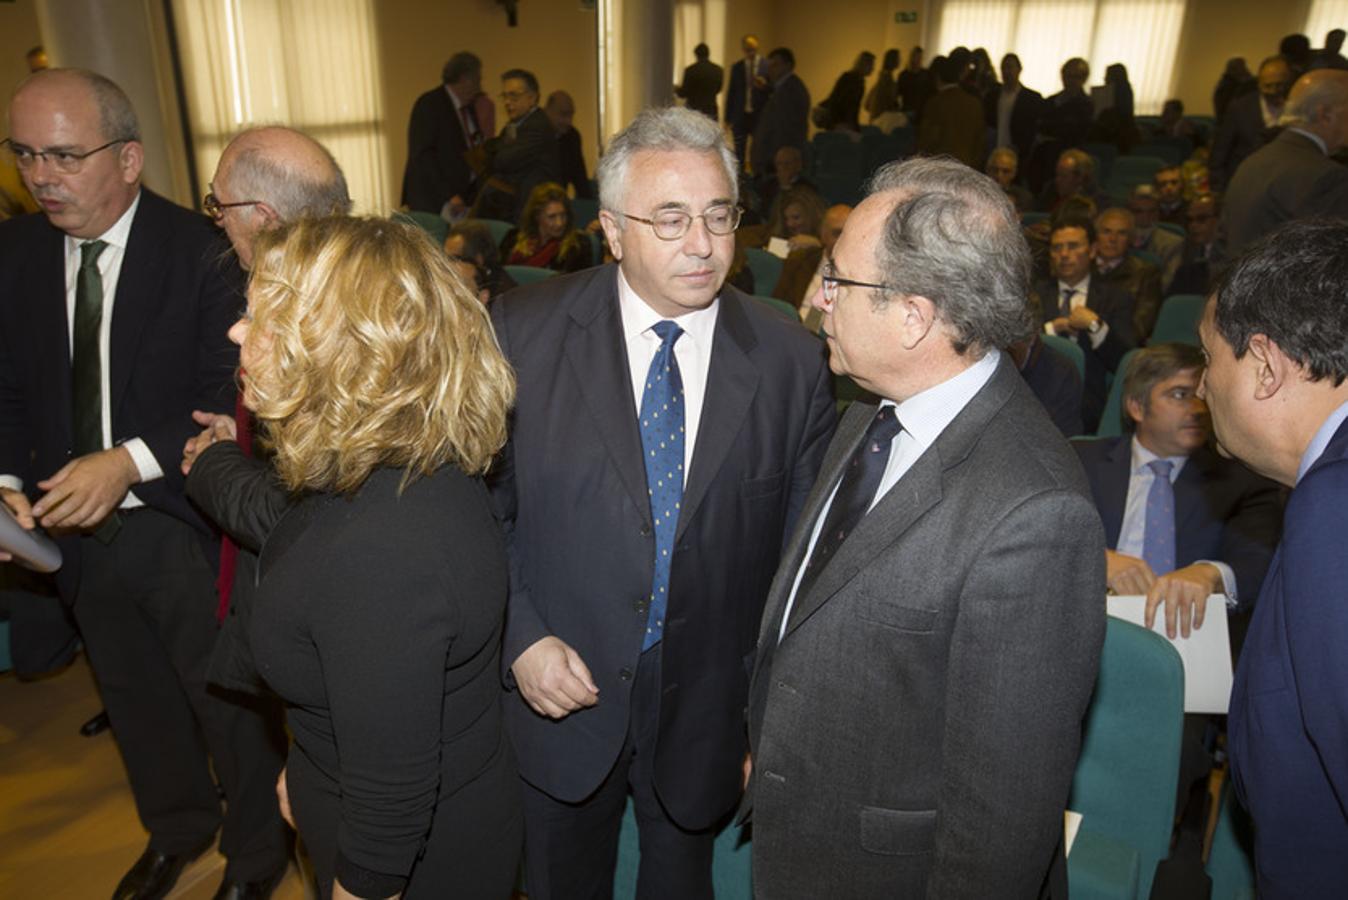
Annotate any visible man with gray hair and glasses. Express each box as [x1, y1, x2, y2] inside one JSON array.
[[0, 69, 289, 900], [743, 156, 1104, 897], [490, 105, 835, 898]]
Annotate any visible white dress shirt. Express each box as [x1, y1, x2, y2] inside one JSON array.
[[1117, 436, 1236, 603], [617, 268, 719, 484], [997, 86, 1019, 150], [779, 351, 1001, 640], [1044, 274, 1109, 349], [1297, 399, 1348, 485], [0, 194, 159, 506]]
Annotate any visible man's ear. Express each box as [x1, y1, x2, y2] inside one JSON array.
[[119, 141, 144, 185], [897, 294, 937, 350], [255, 202, 282, 229], [1246, 333, 1288, 401], [598, 210, 623, 261], [1124, 395, 1145, 427]]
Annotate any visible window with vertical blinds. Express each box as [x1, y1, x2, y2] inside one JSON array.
[[170, 0, 388, 213], [934, 0, 1186, 114], [1304, 0, 1348, 45]]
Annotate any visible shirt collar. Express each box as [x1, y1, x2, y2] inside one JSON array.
[[1130, 434, 1189, 477], [886, 351, 1000, 451], [1058, 273, 1090, 294], [1296, 398, 1348, 484], [616, 267, 720, 347], [1288, 127, 1329, 156], [67, 189, 139, 255]]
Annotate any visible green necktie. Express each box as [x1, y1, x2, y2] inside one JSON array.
[[71, 239, 108, 458]]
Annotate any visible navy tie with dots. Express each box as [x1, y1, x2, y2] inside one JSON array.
[[640, 321, 685, 651], [1142, 459, 1177, 575], [794, 406, 902, 605]]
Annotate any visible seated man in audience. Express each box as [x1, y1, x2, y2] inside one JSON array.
[[1012, 333, 1085, 438], [1154, 165, 1187, 226], [1128, 185, 1183, 289], [1168, 193, 1222, 298], [444, 220, 518, 301], [986, 147, 1033, 212], [1037, 148, 1107, 213], [474, 68, 561, 221], [756, 145, 816, 222], [544, 90, 593, 199], [1031, 215, 1137, 432], [1075, 342, 1281, 638], [1093, 207, 1163, 341]]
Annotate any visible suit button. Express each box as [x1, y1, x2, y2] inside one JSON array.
[[640, 523, 652, 536], [619, 667, 633, 681]]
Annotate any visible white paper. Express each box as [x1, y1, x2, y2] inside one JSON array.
[[766, 237, 791, 259], [1106, 594, 1233, 714], [0, 502, 62, 573], [1064, 810, 1083, 857]]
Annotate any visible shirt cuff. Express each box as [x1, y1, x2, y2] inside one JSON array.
[[335, 850, 409, 899], [121, 438, 163, 484], [1196, 559, 1238, 608], [1087, 321, 1110, 350], [0, 475, 22, 493], [1043, 321, 1055, 335]]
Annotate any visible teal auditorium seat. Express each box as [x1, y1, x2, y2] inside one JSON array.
[[1206, 781, 1256, 900], [752, 294, 799, 321], [1096, 348, 1140, 438], [1104, 156, 1168, 197], [613, 798, 752, 898], [0, 619, 11, 673], [1068, 617, 1185, 900], [477, 217, 514, 248], [744, 248, 784, 296], [503, 265, 556, 285], [571, 196, 600, 229], [1043, 333, 1085, 382], [393, 209, 448, 246], [1149, 295, 1205, 346], [1155, 221, 1186, 239]]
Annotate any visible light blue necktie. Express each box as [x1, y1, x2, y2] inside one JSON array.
[[639, 321, 685, 651], [1142, 459, 1176, 575]]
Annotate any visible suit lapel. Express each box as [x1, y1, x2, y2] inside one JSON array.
[[109, 191, 167, 418], [33, 226, 73, 431], [676, 291, 759, 542], [1099, 438, 1131, 547], [562, 271, 653, 526]]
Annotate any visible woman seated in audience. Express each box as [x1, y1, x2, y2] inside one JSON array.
[[767, 185, 828, 250], [500, 181, 591, 273], [233, 216, 521, 899]]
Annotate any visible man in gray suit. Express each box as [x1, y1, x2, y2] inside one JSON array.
[[1222, 68, 1348, 255], [744, 156, 1106, 897]]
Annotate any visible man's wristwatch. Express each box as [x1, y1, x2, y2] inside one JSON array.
[[1087, 318, 1102, 335]]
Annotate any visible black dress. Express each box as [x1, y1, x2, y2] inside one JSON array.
[[251, 465, 521, 899]]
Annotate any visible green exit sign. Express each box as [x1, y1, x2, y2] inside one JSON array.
[[895, 11, 918, 23]]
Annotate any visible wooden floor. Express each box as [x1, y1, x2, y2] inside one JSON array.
[[0, 656, 307, 900]]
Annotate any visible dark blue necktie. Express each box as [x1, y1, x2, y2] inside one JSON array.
[[639, 321, 685, 651], [1142, 458, 1176, 574], [794, 406, 902, 605]]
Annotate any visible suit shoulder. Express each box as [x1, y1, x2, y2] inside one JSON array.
[[0, 211, 53, 260], [1072, 436, 1122, 469], [978, 386, 1092, 498], [728, 289, 826, 360]]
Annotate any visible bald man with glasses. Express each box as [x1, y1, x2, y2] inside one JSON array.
[[0, 69, 289, 900]]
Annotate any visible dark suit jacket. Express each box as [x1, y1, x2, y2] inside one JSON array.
[[984, 85, 1045, 164], [1020, 336, 1085, 437], [725, 56, 769, 129], [752, 73, 812, 175], [820, 70, 865, 131], [1223, 129, 1348, 255], [1029, 278, 1137, 433], [745, 356, 1105, 897], [557, 126, 592, 199], [401, 85, 476, 213], [918, 86, 986, 169], [480, 107, 562, 221], [1229, 417, 1348, 895], [490, 264, 836, 831], [1074, 437, 1280, 605], [1094, 255, 1163, 341], [677, 58, 724, 120], [1209, 92, 1276, 190], [0, 189, 241, 598]]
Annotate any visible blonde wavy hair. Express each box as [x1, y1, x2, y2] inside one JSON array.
[[243, 216, 516, 494]]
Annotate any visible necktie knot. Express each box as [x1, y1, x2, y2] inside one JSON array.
[[80, 239, 107, 270], [1146, 458, 1173, 481], [651, 320, 683, 347]]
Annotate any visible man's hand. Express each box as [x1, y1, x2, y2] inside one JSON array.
[[182, 409, 238, 475], [1067, 306, 1100, 333], [1145, 563, 1221, 639], [787, 234, 822, 252], [276, 765, 294, 829], [1106, 549, 1156, 596], [742, 751, 752, 791], [0, 487, 35, 562], [31, 447, 139, 530], [511, 636, 599, 719], [1049, 315, 1074, 336]]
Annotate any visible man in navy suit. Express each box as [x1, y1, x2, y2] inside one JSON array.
[[401, 51, 485, 217], [1198, 219, 1348, 896], [0, 69, 287, 900], [724, 34, 768, 171], [490, 107, 835, 899], [1074, 342, 1280, 639]]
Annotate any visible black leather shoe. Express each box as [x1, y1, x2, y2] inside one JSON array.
[[210, 868, 286, 900], [112, 839, 213, 900], [80, 710, 111, 737]]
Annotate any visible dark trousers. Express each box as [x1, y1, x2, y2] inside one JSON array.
[[71, 509, 289, 880], [522, 645, 716, 900], [0, 566, 78, 678], [732, 113, 758, 172]]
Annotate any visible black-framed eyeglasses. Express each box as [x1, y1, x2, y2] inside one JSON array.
[[622, 205, 742, 241], [2, 138, 129, 174], [203, 191, 263, 221], [820, 263, 890, 303]]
